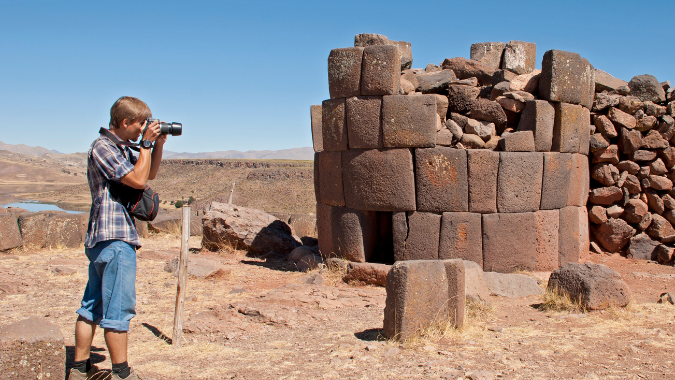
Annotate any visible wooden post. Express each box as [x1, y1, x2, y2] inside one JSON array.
[[172, 206, 190, 347], [228, 182, 236, 205]]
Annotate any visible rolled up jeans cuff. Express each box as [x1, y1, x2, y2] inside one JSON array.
[[100, 318, 131, 332], [76, 308, 102, 325]]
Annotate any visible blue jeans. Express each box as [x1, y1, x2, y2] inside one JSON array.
[[76, 240, 137, 331]]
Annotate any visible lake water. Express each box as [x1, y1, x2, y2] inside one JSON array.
[[1, 201, 84, 214]]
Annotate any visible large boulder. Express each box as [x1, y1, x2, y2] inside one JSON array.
[[593, 218, 636, 252], [628, 74, 667, 103], [0, 214, 23, 251], [0, 317, 65, 379], [548, 263, 631, 310], [441, 57, 495, 85], [201, 202, 300, 255]]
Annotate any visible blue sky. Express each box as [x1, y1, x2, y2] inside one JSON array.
[[0, 1, 673, 154]]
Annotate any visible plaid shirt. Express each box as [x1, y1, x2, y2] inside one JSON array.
[[85, 133, 141, 248]]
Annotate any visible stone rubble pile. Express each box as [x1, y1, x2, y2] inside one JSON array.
[[311, 34, 593, 273], [587, 72, 675, 263]]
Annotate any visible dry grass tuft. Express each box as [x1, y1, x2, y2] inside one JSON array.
[[465, 298, 495, 325], [539, 287, 586, 313], [605, 298, 637, 320], [317, 261, 348, 287]]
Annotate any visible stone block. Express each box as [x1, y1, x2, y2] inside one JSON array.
[[415, 147, 468, 212], [0, 317, 65, 379], [440, 57, 495, 85], [342, 148, 416, 211], [288, 213, 317, 238], [559, 206, 589, 266], [393, 211, 441, 261], [467, 150, 499, 214], [470, 42, 505, 69], [517, 100, 555, 152], [346, 96, 382, 149], [628, 233, 660, 261], [313, 152, 320, 204], [328, 47, 364, 99], [310, 105, 323, 152], [539, 49, 595, 109], [45, 213, 85, 248], [568, 153, 590, 207], [447, 85, 480, 114], [541, 153, 573, 210], [361, 45, 400, 96], [498, 131, 535, 152], [416, 70, 457, 93], [316, 151, 344, 207], [482, 212, 537, 272], [443, 259, 466, 329], [331, 206, 378, 263], [535, 209, 560, 271], [497, 152, 543, 213], [548, 263, 630, 310], [17, 212, 47, 248], [595, 69, 628, 93], [384, 260, 448, 340], [439, 212, 482, 268], [382, 95, 437, 148], [321, 98, 348, 151], [501, 40, 536, 75], [0, 214, 22, 251], [343, 262, 391, 286], [389, 40, 413, 70], [316, 203, 334, 258], [552, 103, 590, 153]]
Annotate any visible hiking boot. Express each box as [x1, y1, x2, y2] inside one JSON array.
[[111, 368, 143, 380], [68, 366, 111, 380]]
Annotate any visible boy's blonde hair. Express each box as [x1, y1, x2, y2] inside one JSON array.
[[109, 96, 152, 129]]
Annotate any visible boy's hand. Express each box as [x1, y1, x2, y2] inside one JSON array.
[[142, 120, 161, 142]]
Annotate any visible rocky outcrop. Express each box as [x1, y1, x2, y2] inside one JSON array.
[[202, 202, 301, 255]]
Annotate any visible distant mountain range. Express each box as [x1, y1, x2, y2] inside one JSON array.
[[0, 140, 61, 156], [0, 140, 314, 161]]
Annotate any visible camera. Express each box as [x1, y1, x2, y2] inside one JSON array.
[[145, 118, 182, 136]]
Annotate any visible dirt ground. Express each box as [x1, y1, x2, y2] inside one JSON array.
[[1, 234, 675, 380]]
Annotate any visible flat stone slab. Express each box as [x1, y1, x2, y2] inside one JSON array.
[[467, 150, 499, 213], [384, 260, 448, 340], [541, 153, 573, 210], [316, 151, 345, 207], [393, 211, 441, 261], [535, 209, 560, 272], [0, 317, 65, 379], [328, 47, 364, 99], [342, 148, 416, 211], [439, 212, 483, 268], [517, 100, 555, 152], [316, 203, 334, 258], [346, 96, 382, 149], [497, 152, 543, 213], [482, 212, 537, 272], [463, 259, 491, 303], [559, 206, 589, 266], [552, 102, 590, 153], [568, 154, 590, 207], [310, 105, 323, 152], [484, 272, 543, 298], [443, 259, 466, 328], [322, 98, 348, 151], [415, 147, 468, 212], [382, 95, 437, 148]]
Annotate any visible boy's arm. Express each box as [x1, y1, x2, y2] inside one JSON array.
[[120, 123, 161, 189], [148, 134, 166, 180]]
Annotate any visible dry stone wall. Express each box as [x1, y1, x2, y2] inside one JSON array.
[[310, 33, 667, 273]]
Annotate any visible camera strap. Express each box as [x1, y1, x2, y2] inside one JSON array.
[[98, 128, 140, 152]]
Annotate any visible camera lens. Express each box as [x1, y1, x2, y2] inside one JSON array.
[[159, 122, 182, 136]]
